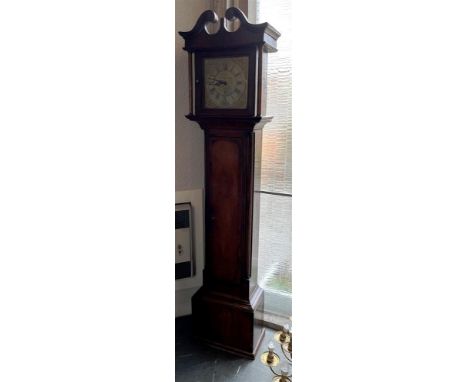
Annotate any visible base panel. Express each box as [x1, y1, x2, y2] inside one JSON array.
[[192, 286, 265, 358]]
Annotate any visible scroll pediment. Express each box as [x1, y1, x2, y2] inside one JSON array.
[[179, 7, 280, 53]]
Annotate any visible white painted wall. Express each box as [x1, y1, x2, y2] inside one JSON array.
[[175, 0, 208, 191], [175, 0, 210, 317]]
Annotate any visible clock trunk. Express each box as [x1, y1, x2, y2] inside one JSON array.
[[190, 117, 269, 358]]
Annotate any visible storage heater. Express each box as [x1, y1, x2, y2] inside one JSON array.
[[175, 203, 194, 279]]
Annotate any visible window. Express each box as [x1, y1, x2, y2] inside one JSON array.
[[255, 0, 292, 320]]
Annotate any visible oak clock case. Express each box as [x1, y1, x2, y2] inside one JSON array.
[[179, 7, 280, 359]]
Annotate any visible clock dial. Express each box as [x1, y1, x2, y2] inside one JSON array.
[[204, 56, 249, 109]]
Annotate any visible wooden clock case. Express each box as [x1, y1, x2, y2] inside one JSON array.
[[179, 7, 280, 359]]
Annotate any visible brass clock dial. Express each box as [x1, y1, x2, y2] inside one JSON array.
[[204, 56, 249, 109]]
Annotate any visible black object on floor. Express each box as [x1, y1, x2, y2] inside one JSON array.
[[175, 315, 275, 382]]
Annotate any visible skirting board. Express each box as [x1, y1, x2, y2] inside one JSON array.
[[175, 287, 199, 317]]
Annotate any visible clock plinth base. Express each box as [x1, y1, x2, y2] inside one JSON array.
[[191, 285, 265, 359]]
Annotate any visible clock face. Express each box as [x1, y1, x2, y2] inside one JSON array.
[[204, 56, 249, 109]]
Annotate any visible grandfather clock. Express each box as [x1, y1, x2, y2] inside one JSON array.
[[179, 7, 280, 359]]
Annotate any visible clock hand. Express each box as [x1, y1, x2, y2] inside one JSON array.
[[208, 79, 228, 86], [207, 76, 219, 86]]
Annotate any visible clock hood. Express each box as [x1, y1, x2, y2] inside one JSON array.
[[178, 7, 280, 53]]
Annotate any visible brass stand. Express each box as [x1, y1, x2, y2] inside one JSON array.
[[260, 324, 292, 382]]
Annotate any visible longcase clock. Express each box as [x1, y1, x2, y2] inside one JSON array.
[[179, 7, 280, 359]]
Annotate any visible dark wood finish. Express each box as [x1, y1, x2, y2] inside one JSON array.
[[179, 8, 279, 53], [188, 117, 272, 358], [179, 8, 279, 359], [192, 285, 265, 359], [180, 7, 280, 118]]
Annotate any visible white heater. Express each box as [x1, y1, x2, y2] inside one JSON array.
[[175, 203, 193, 279]]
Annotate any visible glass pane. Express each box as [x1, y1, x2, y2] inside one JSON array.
[[257, 0, 292, 319], [257, 0, 292, 194], [258, 193, 292, 295]]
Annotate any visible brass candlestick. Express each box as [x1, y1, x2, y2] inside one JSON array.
[[260, 322, 292, 382], [260, 341, 280, 367]]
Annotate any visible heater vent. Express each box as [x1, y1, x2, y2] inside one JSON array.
[[175, 203, 194, 279], [175, 210, 190, 229]]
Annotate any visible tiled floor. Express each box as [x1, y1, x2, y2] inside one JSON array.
[[175, 316, 276, 382]]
